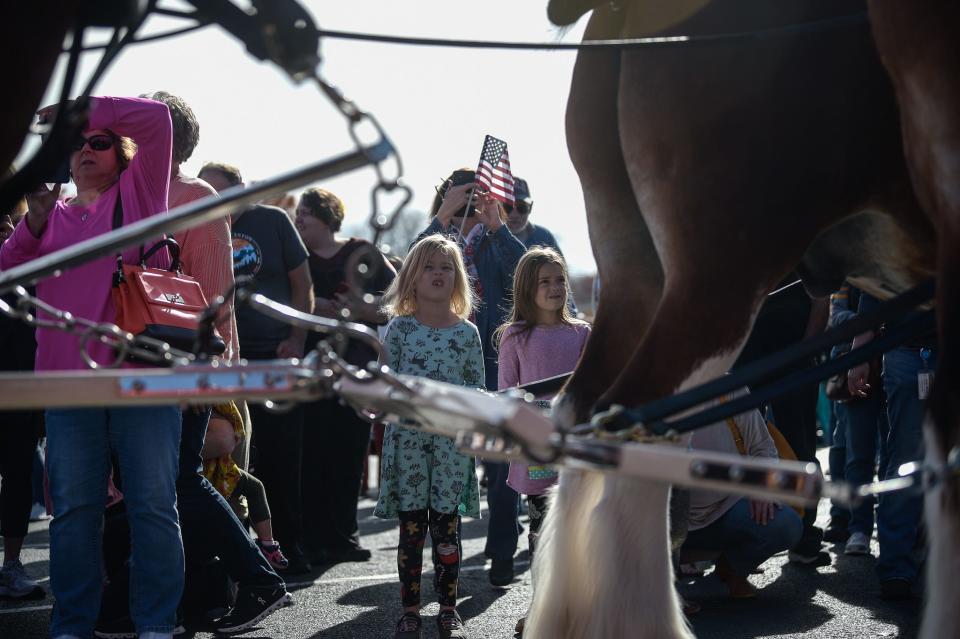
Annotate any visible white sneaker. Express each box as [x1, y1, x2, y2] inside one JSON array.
[[0, 559, 44, 599], [844, 531, 871, 556], [30, 502, 50, 521]]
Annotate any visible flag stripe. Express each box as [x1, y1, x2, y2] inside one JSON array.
[[473, 134, 515, 205]]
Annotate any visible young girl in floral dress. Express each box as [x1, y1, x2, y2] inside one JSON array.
[[376, 233, 485, 639], [496, 246, 590, 634]]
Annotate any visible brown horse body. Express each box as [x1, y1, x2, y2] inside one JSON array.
[[528, 1, 958, 637]]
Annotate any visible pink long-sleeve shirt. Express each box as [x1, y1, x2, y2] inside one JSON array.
[[499, 321, 591, 495], [0, 96, 173, 371]]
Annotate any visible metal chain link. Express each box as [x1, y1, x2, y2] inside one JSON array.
[[0, 286, 194, 368], [586, 404, 679, 445], [313, 75, 413, 248]]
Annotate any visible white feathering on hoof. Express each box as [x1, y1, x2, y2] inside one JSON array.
[[589, 476, 694, 639], [920, 418, 960, 639], [524, 396, 693, 638], [525, 396, 605, 639]]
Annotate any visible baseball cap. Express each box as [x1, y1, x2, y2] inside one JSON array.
[[513, 177, 532, 204]]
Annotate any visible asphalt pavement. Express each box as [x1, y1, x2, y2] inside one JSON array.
[[1, 450, 922, 638]]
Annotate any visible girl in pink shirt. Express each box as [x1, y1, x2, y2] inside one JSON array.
[[497, 247, 589, 635], [496, 247, 589, 547]]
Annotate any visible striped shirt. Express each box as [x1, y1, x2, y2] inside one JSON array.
[[169, 172, 239, 362]]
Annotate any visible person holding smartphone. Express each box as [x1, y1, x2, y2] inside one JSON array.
[[1, 96, 183, 639], [414, 168, 526, 587]]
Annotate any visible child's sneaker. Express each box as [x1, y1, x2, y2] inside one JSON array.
[[394, 611, 422, 639], [256, 539, 289, 571], [437, 609, 468, 639]]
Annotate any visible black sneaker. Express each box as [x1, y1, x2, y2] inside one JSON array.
[[94, 616, 136, 639], [880, 578, 914, 601], [787, 550, 831, 567], [823, 517, 850, 543], [324, 546, 372, 563], [394, 611, 422, 639], [281, 552, 312, 575], [214, 587, 293, 635], [489, 557, 514, 587], [437, 609, 468, 639]]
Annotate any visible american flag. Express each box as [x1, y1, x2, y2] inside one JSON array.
[[474, 135, 515, 205]]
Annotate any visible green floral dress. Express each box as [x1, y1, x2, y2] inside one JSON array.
[[374, 316, 485, 519]]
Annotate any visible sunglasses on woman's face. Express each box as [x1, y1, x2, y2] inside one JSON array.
[[72, 134, 115, 152]]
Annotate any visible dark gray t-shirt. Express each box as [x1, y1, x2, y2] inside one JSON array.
[[231, 204, 309, 356]]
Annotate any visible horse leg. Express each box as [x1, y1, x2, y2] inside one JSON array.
[[552, 27, 665, 424], [867, 2, 960, 635], [525, 8, 665, 639], [584, 24, 834, 628]]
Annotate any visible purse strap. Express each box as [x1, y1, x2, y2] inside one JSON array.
[[725, 418, 748, 456], [111, 189, 181, 275], [112, 191, 128, 284], [141, 238, 182, 270]]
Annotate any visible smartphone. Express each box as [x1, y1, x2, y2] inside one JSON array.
[[450, 170, 475, 187], [36, 116, 71, 184], [41, 159, 71, 184], [448, 170, 478, 217]]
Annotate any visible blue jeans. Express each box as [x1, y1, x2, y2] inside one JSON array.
[[828, 402, 848, 521], [682, 498, 803, 576], [177, 409, 282, 591], [483, 461, 521, 560], [843, 388, 889, 536], [46, 406, 183, 638], [877, 347, 932, 583]]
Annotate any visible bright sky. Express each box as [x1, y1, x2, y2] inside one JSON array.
[[25, 1, 596, 274]]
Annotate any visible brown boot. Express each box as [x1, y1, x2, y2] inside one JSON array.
[[714, 555, 758, 599]]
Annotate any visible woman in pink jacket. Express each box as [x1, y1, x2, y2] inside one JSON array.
[[0, 96, 183, 639]]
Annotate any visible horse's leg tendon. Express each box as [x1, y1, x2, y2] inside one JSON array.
[[868, 4, 960, 633]]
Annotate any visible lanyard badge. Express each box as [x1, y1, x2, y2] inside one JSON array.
[[918, 348, 934, 401]]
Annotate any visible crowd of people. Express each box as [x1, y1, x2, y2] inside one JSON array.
[[0, 92, 934, 639]]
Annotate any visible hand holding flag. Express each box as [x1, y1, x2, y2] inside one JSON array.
[[474, 135, 515, 205]]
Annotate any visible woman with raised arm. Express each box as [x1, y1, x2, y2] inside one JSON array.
[[0, 96, 183, 639]]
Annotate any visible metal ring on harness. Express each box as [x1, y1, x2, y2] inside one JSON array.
[[79, 324, 128, 370]]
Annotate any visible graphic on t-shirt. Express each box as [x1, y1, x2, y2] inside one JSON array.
[[232, 234, 262, 276]]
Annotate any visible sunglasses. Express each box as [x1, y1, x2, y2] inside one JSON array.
[[505, 201, 532, 215], [72, 134, 115, 152]]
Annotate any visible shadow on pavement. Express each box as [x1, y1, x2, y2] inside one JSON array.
[[306, 549, 512, 638], [683, 546, 920, 639]]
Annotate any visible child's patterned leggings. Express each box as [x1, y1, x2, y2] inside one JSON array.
[[397, 509, 460, 607], [528, 494, 549, 558]]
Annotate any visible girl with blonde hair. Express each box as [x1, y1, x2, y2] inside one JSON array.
[[376, 234, 483, 639]]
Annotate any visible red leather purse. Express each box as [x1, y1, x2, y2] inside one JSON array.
[[111, 192, 225, 360]]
